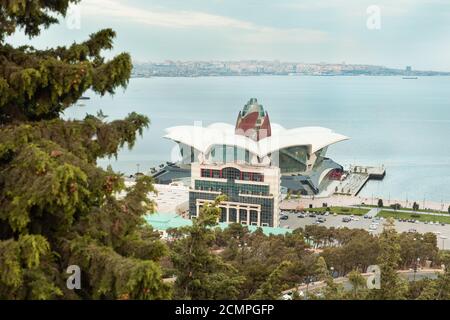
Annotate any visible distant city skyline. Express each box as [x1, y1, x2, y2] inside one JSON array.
[[132, 60, 450, 77], [7, 0, 450, 71]]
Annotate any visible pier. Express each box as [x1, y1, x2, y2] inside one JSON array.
[[334, 165, 386, 196]]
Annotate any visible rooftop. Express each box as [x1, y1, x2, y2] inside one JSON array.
[[165, 122, 349, 157], [145, 212, 292, 236]]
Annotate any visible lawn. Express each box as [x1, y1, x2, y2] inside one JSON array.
[[377, 210, 450, 224], [364, 204, 449, 215], [306, 206, 370, 216]]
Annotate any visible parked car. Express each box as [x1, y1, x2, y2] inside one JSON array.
[[281, 293, 293, 300], [280, 215, 289, 220], [408, 228, 417, 233], [317, 217, 326, 223], [369, 224, 378, 231], [297, 213, 305, 218], [342, 217, 351, 223], [309, 213, 317, 218]]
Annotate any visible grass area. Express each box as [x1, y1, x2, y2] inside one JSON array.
[[364, 204, 449, 215], [378, 210, 450, 224], [305, 206, 370, 216]]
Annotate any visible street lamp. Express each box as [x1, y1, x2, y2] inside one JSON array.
[[238, 242, 248, 265], [440, 236, 448, 250], [413, 257, 420, 281], [305, 275, 313, 300]]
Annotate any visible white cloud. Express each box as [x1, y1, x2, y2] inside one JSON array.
[[80, 0, 327, 44], [81, 0, 253, 29]]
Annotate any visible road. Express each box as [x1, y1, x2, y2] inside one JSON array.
[[282, 269, 442, 297]]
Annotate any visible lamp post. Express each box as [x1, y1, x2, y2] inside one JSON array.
[[413, 257, 420, 281], [305, 275, 313, 300], [440, 236, 448, 250], [238, 242, 248, 265]]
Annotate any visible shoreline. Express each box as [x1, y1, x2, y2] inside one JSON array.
[[281, 195, 449, 213]]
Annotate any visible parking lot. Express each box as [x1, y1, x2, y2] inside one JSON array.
[[279, 211, 450, 249]]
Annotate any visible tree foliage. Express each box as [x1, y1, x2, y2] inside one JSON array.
[[0, 0, 170, 299], [171, 196, 245, 299]]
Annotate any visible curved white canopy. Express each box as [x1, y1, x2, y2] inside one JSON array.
[[164, 122, 349, 158]]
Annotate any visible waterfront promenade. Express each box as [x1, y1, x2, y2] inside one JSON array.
[[281, 195, 449, 213]]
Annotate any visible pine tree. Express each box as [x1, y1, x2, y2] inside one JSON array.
[[418, 251, 450, 300], [369, 218, 408, 300], [346, 270, 368, 299], [250, 261, 291, 300], [0, 1, 170, 299], [171, 196, 245, 299], [314, 256, 329, 281]]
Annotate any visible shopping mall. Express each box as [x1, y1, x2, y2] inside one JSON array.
[[152, 98, 349, 227]]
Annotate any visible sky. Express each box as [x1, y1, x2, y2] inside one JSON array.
[[7, 0, 450, 71]]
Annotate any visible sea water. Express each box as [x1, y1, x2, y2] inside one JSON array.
[[64, 76, 450, 202]]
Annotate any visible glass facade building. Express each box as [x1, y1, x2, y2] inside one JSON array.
[[189, 163, 281, 227]]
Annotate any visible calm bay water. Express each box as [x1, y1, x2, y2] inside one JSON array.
[[64, 76, 450, 202]]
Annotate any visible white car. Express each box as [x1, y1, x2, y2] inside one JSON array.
[[281, 293, 293, 300], [369, 224, 378, 231]]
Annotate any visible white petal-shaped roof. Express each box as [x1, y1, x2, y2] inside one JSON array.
[[164, 122, 349, 157]]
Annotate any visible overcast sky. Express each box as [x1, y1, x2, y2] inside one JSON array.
[[7, 0, 450, 71]]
